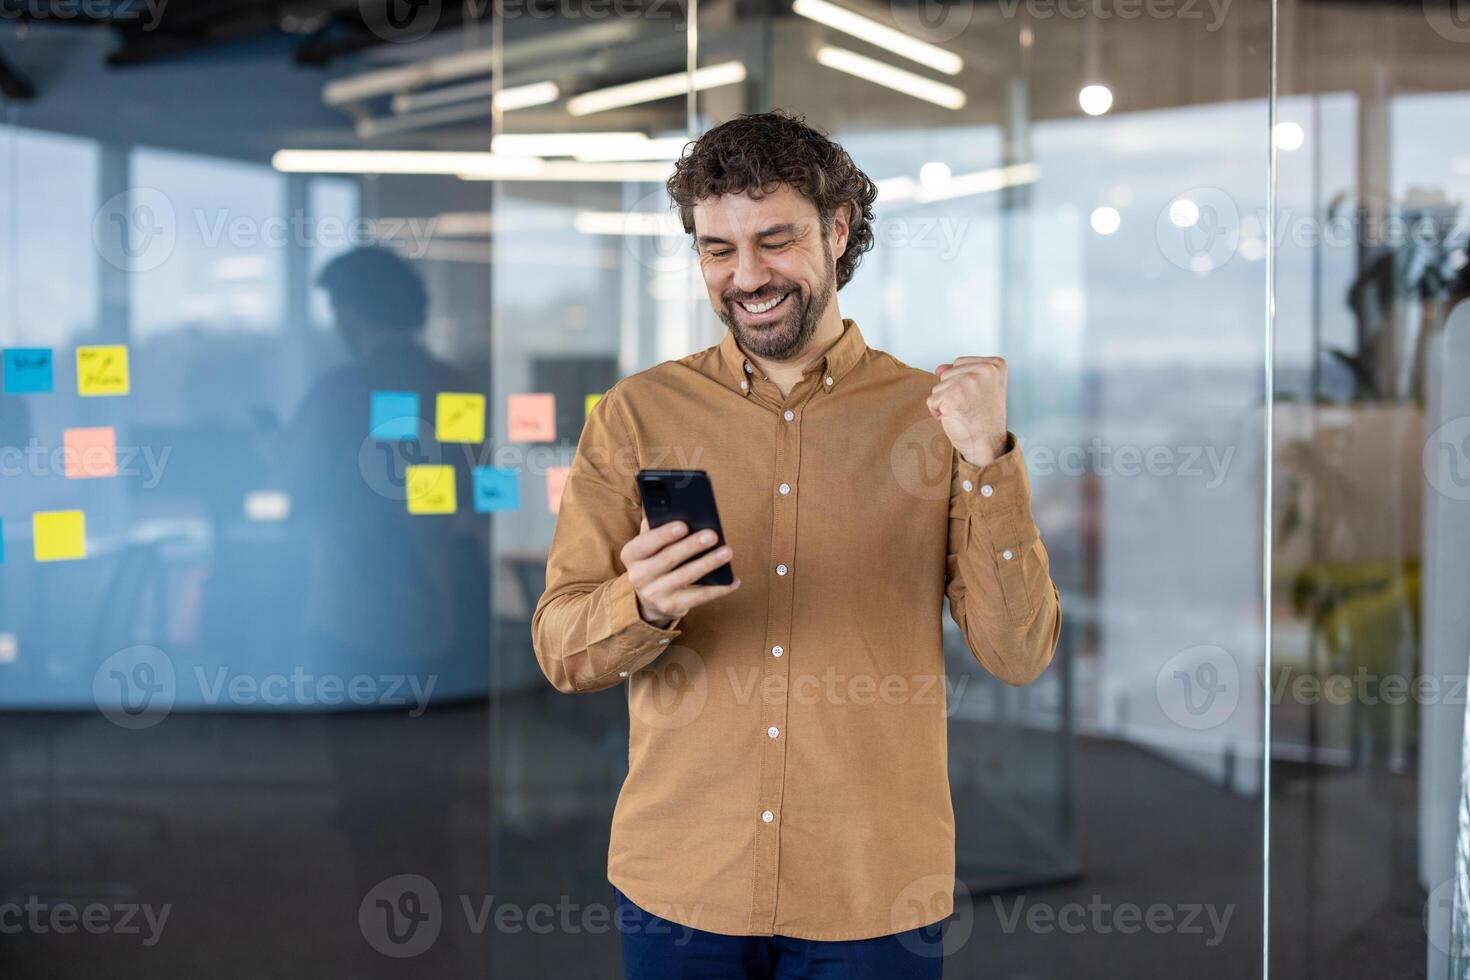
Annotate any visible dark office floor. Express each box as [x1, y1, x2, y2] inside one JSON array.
[[0, 700, 1425, 979]]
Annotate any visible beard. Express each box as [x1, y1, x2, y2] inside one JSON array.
[[716, 245, 837, 361]]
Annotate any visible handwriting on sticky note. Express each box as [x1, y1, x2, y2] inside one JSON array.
[[63, 427, 118, 480], [546, 466, 571, 514], [473, 467, 520, 513], [507, 393, 556, 443], [437, 392, 485, 444], [76, 345, 130, 397], [3, 348, 54, 394], [33, 510, 86, 562], [406, 465, 457, 515]]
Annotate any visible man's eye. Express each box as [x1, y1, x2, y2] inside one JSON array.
[[705, 249, 733, 258], [764, 240, 793, 249]]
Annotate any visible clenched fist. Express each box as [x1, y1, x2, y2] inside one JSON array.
[[926, 356, 1008, 467]]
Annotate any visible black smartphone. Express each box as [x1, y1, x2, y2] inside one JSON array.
[[635, 469, 734, 586]]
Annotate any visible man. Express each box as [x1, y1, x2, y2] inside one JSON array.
[[533, 111, 1061, 979]]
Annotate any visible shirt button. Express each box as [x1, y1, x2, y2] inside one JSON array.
[[775, 563, 788, 576], [744, 361, 753, 373], [1002, 549, 1014, 561], [618, 671, 628, 678], [783, 410, 795, 421], [772, 645, 784, 657], [767, 726, 780, 738], [761, 810, 774, 823], [740, 380, 749, 390], [824, 376, 833, 386], [778, 483, 790, 495], [981, 484, 994, 497], [962, 479, 974, 492]]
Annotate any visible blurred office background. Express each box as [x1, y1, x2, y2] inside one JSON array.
[[0, 0, 1466, 976]]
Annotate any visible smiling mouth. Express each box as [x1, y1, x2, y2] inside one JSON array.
[[737, 292, 791, 316]]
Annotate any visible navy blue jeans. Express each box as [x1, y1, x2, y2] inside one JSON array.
[[613, 887, 945, 980]]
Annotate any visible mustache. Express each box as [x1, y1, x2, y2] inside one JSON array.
[[722, 283, 800, 305]]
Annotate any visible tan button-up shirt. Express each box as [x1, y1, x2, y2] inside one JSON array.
[[533, 319, 1061, 941]]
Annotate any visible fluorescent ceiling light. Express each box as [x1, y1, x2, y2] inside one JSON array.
[[432, 212, 495, 237], [392, 79, 559, 115], [573, 211, 685, 236], [491, 132, 652, 157], [879, 162, 1039, 204], [815, 46, 966, 110], [574, 136, 691, 162], [356, 100, 496, 139], [567, 61, 747, 116], [874, 176, 917, 201], [459, 161, 676, 183], [273, 150, 541, 177], [273, 150, 673, 182], [323, 22, 637, 108], [323, 47, 496, 107], [793, 0, 962, 76]]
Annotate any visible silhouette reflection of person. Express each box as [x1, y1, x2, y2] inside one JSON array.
[[284, 247, 487, 966], [286, 246, 488, 674]]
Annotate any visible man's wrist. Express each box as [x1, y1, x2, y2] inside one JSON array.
[[958, 433, 1007, 468]]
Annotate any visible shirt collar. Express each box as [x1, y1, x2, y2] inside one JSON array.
[[719, 318, 868, 398]]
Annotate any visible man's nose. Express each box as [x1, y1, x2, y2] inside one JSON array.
[[731, 248, 769, 295]]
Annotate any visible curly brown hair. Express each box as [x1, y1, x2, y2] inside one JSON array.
[[666, 110, 879, 290]]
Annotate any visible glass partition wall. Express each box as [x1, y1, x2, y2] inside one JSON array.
[[0, 0, 1467, 976]]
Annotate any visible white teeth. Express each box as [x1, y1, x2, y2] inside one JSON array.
[[741, 294, 786, 314]]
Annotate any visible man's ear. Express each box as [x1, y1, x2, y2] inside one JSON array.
[[830, 201, 853, 259]]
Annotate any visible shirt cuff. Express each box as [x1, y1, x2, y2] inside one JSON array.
[[951, 432, 1031, 517], [589, 572, 685, 682]]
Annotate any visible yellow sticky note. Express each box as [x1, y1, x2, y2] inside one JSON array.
[[507, 393, 557, 443], [76, 345, 130, 397], [34, 510, 87, 562], [435, 392, 485, 444], [584, 393, 603, 420], [406, 465, 457, 515]]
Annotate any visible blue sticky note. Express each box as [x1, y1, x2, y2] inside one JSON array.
[[473, 467, 521, 513], [370, 391, 420, 441], [3, 348, 54, 394]]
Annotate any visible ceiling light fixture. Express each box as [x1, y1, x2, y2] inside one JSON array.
[[793, 0, 962, 75]]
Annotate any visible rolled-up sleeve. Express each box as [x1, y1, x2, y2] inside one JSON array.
[[531, 388, 683, 693], [944, 433, 1061, 685]]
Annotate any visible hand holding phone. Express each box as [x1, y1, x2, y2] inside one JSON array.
[[624, 470, 740, 626]]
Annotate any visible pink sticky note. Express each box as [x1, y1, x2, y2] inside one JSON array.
[[546, 466, 571, 514], [507, 393, 557, 443], [63, 427, 117, 479]]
